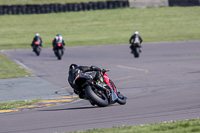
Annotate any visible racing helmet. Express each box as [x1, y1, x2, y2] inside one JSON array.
[[57, 34, 61, 37], [134, 31, 139, 34], [35, 33, 40, 36], [69, 64, 79, 70]]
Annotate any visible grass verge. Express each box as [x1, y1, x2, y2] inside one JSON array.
[[0, 6, 200, 50], [0, 99, 42, 110], [69, 119, 200, 133], [0, 52, 33, 79]]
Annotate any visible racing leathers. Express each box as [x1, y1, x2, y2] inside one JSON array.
[[31, 36, 43, 48], [68, 65, 103, 99], [129, 34, 143, 52], [52, 36, 65, 51]]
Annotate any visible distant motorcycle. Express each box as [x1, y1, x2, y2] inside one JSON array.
[[130, 43, 141, 58], [70, 69, 126, 107], [32, 39, 42, 56], [54, 43, 64, 60]]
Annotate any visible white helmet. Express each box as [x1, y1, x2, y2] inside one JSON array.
[[35, 33, 40, 36], [55, 36, 63, 43], [134, 31, 139, 34]]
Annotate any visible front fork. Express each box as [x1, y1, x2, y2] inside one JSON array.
[[94, 81, 118, 103]]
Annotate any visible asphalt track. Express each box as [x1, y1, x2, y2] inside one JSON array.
[[0, 40, 200, 133]]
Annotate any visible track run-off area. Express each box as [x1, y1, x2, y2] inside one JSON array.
[[0, 40, 200, 133]]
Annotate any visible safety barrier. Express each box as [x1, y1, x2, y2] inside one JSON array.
[[168, 0, 200, 6], [1, 0, 200, 15], [0, 0, 129, 15]]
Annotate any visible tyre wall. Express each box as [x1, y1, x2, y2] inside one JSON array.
[[168, 0, 200, 6], [0, 0, 129, 15], [1, 0, 200, 15]]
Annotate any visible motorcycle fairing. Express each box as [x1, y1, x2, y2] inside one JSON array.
[[103, 73, 117, 94], [110, 89, 118, 102]]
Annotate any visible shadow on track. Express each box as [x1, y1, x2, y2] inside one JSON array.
[[39, 103, 121, 112], [39, 106, 98, 112]]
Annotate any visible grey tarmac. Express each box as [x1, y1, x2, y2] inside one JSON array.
[[0, 40, 200, 133], [0, 77, 64, 102]]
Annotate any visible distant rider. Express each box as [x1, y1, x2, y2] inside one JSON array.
[[31, 33, 43, 48], [129, 31, 143, 52], [52, 34, 65, 51]]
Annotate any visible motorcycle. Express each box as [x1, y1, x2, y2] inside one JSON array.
[[32, 40, 41, 56], [130, 43, 141, 58], [72, 70, 126, 107], [54, 43, 64, 60]]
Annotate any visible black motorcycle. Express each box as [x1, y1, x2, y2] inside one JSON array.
[[130, 43, 141, 58], [69, 70, 126, 107], [32, 40, 42, 56], [54, 43, 64, 60]]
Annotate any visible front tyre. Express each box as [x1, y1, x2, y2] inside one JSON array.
[[117, 93, 126, 105], [134, 47, 140, 58], [84, 85, 109, 107]]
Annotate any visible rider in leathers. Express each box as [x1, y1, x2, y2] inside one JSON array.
[[129, 31, 143, 52], [68, 64, 103, 99], [31, 33, 42, 48], [52, 34, 65, 51], [68, 64, 125, 106]]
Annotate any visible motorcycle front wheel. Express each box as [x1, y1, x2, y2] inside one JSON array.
[[84, 85, 109, 107], [116, 92, 126, 105]]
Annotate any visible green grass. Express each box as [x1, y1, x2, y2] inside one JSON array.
[[0, 99, 41, 110], [69, 119, 200, 133], [0, 52, 33, 79], [0, 0, 119, 5], [1, 7, 199, 133], [0, 6, 200, 79], [0, 6, 200, 50]]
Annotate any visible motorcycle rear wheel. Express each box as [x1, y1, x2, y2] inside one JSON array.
[[34, 47, 40, 56], [84, 85, 109, 107], [57, 49, 62, 60], [134, 47, 140, 58]]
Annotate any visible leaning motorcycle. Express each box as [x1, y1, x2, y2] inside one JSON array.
[[32, 40, 41, 56], [70, 70, 126, 107], [130, 43, 141, 58], [54, 43, 64, 60]]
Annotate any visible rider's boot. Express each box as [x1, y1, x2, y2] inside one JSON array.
[[89, 100, 96, 106], [78, 92, 87, 100], [139, 45, 142, 52], [139, 47, 142, 53]]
